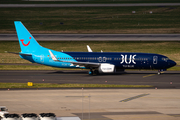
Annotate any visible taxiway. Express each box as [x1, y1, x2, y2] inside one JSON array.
[[1, 34, 180, 41], [1, 3, 180, 7], [0, 70, 180, 88]]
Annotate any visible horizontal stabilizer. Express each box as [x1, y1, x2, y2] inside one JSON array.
[[6, 51, 32, 56]]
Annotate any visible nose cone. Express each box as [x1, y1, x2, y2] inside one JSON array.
[[169, 60, 176, 67]]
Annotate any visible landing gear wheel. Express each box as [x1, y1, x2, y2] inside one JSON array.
[[89, 70, 93, 75], [94, 70, 99, 75]]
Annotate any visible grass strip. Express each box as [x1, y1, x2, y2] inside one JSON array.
[[1, 41, 180, 70], [1, 0, 179, 4], [1, 41, 180, 65], [0, 6, 180, 34], [0, 83, 153, 89]]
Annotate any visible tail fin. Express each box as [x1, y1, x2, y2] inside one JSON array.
[[14, 21, 41, 53]]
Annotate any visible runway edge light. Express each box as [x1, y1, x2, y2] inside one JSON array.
[[27, 82, 33, 86]]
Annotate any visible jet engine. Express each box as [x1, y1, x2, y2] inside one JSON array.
[[98, 63, 116, 73]]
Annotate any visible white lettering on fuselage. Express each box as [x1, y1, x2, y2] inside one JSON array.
[[123, 65, 134, 68], [120, 54, 136, 64], [102, 68, 112, 70]]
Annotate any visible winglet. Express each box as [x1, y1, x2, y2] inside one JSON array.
[[87, 45, 93, 52], [49, 50, 59, 61]]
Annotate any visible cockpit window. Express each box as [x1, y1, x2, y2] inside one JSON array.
[[162, 57, 169, 61]]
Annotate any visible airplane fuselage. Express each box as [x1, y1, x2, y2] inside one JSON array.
[[14, 21, 176, 75], [20, 48, 176, 70]]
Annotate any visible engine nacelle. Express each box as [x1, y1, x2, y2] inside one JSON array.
[[98, 63, 116, 73]]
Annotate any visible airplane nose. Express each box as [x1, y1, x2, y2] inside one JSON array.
[[169, 60, 176, 67]]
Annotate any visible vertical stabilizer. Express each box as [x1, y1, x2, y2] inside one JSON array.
[[14, 21, 41, 53]]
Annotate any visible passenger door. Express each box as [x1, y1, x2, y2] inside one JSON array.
[[153, 56, 158, 64]]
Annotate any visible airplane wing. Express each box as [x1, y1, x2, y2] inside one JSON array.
[[49, 50, 100, 68], [70, 61, 100, 68]]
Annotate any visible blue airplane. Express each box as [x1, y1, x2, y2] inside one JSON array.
[[13, 21, 176, 75]]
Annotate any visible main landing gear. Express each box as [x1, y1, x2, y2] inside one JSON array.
[[89, 71, 93, 75], [89, 69, 99, 75]]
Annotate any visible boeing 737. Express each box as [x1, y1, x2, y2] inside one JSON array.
[[12, 21, 176, 75]]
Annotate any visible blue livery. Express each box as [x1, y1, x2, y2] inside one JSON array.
[[14, 21, 176, 75]]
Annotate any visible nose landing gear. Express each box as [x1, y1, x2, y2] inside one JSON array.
[[158, 69, 166, 75]]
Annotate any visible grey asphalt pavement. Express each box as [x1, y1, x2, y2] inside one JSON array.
[[1, 34, 180, 41], [0, 89, 180, 120], [0, 70, 180, 88], [1, 70, 180, 119], [1, 3, 180, 7]]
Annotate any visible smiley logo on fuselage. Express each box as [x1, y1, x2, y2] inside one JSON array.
[[20, 39, 30, 46]]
